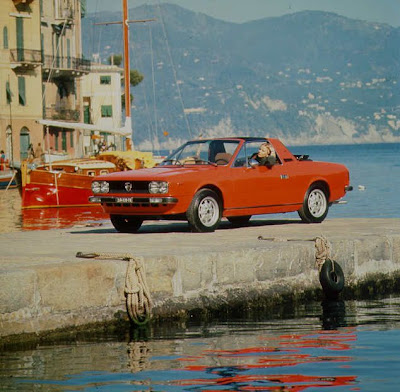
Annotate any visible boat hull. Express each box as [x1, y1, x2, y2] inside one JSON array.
[[0, 170, 17, 190], [22, 170, 95, 209]]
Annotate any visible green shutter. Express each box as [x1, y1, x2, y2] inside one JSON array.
[[62, 131, 67, 151], [84, 105, 90, 123], [70, 131, 74, 147], [18, 77, 26, 106], [67, 39, 71, 68], [16, 17, 24, 61], [3, 26, 8, 49], [41, 33, 44, 62], [6, 81, 12, 104], [55, 132, 59, 150], [101, 105, 112, 117], [55, 34, 60, 67], [100, 75, 111, 85]]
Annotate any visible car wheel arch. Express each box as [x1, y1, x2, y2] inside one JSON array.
[[196, 184, 224, 209], [307, 180, 330, 201]]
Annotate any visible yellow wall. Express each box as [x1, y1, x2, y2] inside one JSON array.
[[0, 0, 43, 162]]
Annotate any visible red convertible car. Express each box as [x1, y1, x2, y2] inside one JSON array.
[[89, 137, 352, 233]]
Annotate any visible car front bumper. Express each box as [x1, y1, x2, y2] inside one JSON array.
[[89, 196, 178, 205]]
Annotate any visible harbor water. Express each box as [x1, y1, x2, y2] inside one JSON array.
[[2, 297, 400, 391], [1, 142, 400, 391]]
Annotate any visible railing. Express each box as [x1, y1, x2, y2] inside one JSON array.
[[12, 0, 34, 5], [42, 54, 91, 73], [43, 106, 81, 121], [10, 49, 42, 65], [9, 50, 90, 74]]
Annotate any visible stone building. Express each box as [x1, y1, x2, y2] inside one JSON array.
[[0, 0, 89, 163], [0, 0, 42, 162]]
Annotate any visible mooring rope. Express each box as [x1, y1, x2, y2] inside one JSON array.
[[76, 252, 153, 325], [257, 235, 332, 271], [314, 235, 332, 271]]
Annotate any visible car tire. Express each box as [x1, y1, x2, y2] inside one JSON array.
[[187, 189, 222, 232], [319, 259, 345, 299], [227, 215, 251, 226], [110, 215, 143, 233], [298, 184, 329, 223]]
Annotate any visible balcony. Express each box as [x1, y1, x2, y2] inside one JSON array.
[[10, 49, 42, 69], [42, 55, 90, 78], [43, 105, 81, 122], [12, 0, 34, 5]]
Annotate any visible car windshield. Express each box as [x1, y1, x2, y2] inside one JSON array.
[[160, 140, 240, 166]]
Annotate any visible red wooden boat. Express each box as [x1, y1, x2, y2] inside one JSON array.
[[20, 151, 158, 209], [20, 159, 117, 208]]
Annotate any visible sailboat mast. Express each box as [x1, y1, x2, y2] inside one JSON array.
[[122, 0, 132, 149]]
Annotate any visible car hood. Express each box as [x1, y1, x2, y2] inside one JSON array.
[[97, 166, 215, 181]]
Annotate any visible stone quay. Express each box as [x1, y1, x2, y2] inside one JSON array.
[[1, 217, 400, 345]]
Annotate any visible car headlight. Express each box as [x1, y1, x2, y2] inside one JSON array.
[[149, 181, 168, 194], [100, 181, 109, 193], [92, 181, 109, 194]]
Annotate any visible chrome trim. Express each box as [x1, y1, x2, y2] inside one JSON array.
[[332, 200, 348, 205], [89, 196, 178, 205]]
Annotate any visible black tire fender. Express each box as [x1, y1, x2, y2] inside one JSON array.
[[110, 215, 143, 233], [319, 259, 345, 299]]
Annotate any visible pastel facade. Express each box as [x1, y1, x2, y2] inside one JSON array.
[[0, 0, 88, 163]]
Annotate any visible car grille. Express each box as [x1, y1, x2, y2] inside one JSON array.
[[108, 181, 150, 194]]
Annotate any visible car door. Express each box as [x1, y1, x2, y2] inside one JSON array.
[[230, 142, 294, 210]]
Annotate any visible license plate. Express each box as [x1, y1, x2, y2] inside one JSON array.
[[116, 197, 133, 203]]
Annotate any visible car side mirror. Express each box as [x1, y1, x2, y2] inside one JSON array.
[[249, 158, 259, 168]]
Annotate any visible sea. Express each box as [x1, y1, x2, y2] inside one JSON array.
[[1, 142, 400, 391]]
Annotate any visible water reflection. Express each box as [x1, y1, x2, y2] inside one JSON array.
[[6, 298, 393, 392], [3, 297, 400, 391], [0, 188, 108, 232], [21, 206, 108, 231], [321, 299, 347, 330]]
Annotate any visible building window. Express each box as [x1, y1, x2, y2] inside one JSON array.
[[101, 105, 112, 117], [18, 77, 26, 106], [100, 75, 111, 85], [55, 131, 59, 151], [3, 26, 8, 49], [6, 81, 12, 104], [70, 131, 74, 147], [62, 131, 67, 151], [16, 17, 24, 61]]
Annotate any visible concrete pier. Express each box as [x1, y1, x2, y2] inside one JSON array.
[[1, 217, 400, 343]]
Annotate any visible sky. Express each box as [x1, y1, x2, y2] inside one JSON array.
[[86, 0, 400, 27]]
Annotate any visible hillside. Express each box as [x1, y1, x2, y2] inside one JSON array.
[[82, 4, 400, 148]]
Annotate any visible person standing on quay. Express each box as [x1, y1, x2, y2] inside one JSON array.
[[34, 143, 44, 162]]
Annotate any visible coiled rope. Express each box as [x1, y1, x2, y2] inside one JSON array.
[[76, 252, 153, 325], [257, 235, 332, 271]]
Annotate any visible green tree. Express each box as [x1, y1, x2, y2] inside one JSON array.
[[108, 54, 122, 66], [121, 71, 144, 109], [130, 69, 144, 86], [121, 93, 133, 109]]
